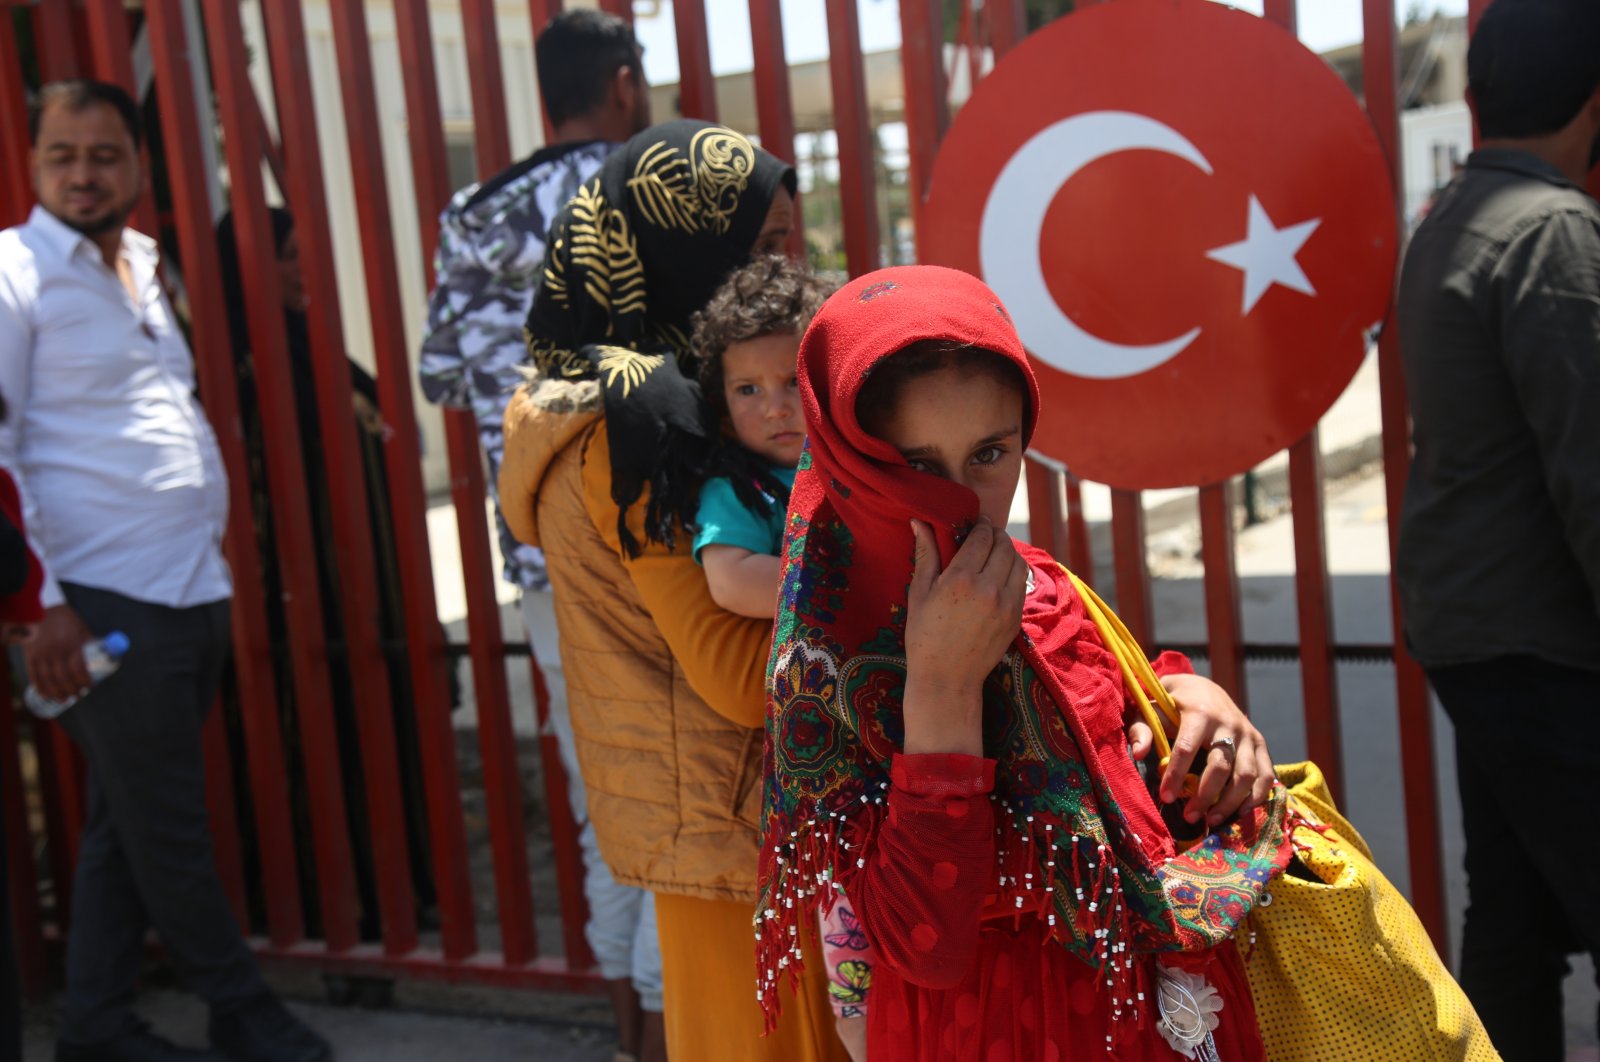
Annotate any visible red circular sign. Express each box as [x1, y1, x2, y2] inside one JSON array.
[[922, 0, 1398, 489]]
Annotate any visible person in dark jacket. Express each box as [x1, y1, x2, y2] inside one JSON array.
[[1395, 2, 1600, 1057]]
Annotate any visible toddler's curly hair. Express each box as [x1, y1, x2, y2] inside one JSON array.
[[690, 256, 838, 410]]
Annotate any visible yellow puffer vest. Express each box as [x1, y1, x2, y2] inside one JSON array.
[[500, 378, 770, 902]]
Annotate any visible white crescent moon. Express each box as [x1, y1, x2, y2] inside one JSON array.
[[980, 111, 1214, 380]]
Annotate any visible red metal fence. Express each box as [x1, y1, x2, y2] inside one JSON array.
[[0, 0, 1517, 999]]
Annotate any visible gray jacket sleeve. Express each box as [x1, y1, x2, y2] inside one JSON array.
[[418, 202, 483, 409]]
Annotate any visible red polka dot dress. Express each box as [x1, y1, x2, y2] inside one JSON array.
[[855, 755, 1266, 1062]]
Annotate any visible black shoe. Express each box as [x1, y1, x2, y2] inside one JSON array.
[[209, 995, 332, 1062], [56, 1026, 228, 1062]]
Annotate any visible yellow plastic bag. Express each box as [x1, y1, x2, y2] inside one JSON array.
[[1243, 762, 1498, 1061], [1064, 570, 1499, 1061]]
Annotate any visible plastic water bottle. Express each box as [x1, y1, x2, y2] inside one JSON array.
[[23, 631, 131, 720]]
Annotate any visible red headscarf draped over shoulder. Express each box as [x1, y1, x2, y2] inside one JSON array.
[[755, 266, 1289, 1026]]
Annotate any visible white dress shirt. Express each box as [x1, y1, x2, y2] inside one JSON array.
[[0, 205, 231, 609]]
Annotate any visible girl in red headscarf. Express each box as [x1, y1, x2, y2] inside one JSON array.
[[756, 266, 1292, 1061]]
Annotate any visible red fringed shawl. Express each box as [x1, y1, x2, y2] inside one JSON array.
[[755, 266, 1290, 1031]]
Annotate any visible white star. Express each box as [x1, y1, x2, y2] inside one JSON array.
[[1205, 195, 1321, 315]]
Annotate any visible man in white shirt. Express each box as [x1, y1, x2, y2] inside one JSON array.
[[0, 81, 330, 1062]]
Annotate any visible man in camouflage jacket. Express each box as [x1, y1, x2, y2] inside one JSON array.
[[418, 11, 664, 1062]]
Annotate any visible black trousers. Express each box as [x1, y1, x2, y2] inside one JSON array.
[[57, 585, 265, 1045], [1429, 655, 1600, 1062]]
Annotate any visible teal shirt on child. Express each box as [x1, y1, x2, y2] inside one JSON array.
[[693, 466, 798, 562]]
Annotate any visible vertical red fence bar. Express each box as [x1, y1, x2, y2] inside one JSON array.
[[747, 0, 805, 256], [201, 713, 249, 928], [1110, 489, 1153, 648], [255, 0, 420, 955], [453, 1, 541, 968], [1265, 0, 1341, 804], [1363, 0, 1446, 948], [144, 0, 306, 947], [201, 0, 363, 953], [24, 723, 74, 931], [81, 0, 133, 86], [1025, 461, 1064, 559], [826, 0, 880, 276], [340, 0, 484, 952], [40, 723, 83, 892], [527, 0, 562, 144], [987, 0, 1028, 58], [599, 0, 633, 26], [390, 0, 489, 972], [1467, 0, 1489, 34], [1287, 430, 1342, 797], [461, 0, 513, 168], [0, 13, 31, 232], [32, 0, 78, 82], [528, 0, 563, 29], [388, 0, 486, 959], [0, 660, 46, 996], [1062, 474, 1093, 580], [325, 0, 488, 960], [79, 1, 160, 246], [522, 627, 596, 972], [1198, 481, 1246, 709], [673, 0, 718, 121], [748, 0, 798, 164], [898, 0, 947, 234], [486, 0, 596, 955]]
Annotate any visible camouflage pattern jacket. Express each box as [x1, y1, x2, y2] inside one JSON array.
[[419, 139, 616, 589]]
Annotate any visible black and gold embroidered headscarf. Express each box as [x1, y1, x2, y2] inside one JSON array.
[[524, 120, 797, 556]]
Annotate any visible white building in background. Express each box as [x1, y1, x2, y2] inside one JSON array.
[[1402, 101, 1473, 223]]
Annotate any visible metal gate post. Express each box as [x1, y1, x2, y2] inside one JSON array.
[[1198, 481, 1247, 709], [323, 0, 485, 967], [0, 656, 46, 996], [452, 1, 542, 969], [201, 0, 363, 952], [747, 0, 805, 256], [255, 0, 424, 957], [0, 10, 33, 229], [1363, 0, 1447, 951], [673, 0, 718, 121], [143, 0, 306, 947], [826, 0, 879, 276], [389, 0, 486, 964]]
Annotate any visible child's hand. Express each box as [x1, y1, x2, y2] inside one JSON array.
[[901, 516, 1027, 756]]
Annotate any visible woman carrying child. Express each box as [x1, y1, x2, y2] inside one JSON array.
[[756, 265, 1290, 1061], [684, 257, 873, 1060], [501, 119, 849, 1062]]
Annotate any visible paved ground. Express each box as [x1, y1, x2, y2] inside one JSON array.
[[20, 980, 619, 1062]]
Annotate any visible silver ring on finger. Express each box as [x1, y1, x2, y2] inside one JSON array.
[[1208, 736, 1237, 762]]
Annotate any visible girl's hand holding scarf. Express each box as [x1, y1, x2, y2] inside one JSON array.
[[902, 515, 1028, 757]]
